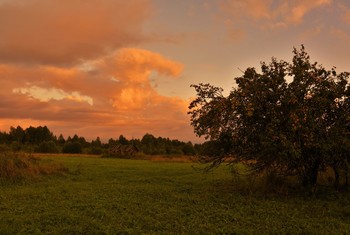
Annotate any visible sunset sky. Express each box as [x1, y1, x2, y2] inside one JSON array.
[[0, 0, 349, 142]]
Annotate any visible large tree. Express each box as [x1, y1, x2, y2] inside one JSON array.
[[189, 46, 350, 188]]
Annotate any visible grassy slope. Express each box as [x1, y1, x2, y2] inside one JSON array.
[[0, 155, 350, 234]]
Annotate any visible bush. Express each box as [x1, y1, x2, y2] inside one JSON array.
[[62, 142, 82, 154], [88, 147, 103, 155], [10, 141, 22, 152], [35, 141, 59, 153], [182, 144, 196, 156]]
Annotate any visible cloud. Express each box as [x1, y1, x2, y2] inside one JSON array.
[[220, 0, 332, 29], [81, 48, 185, 110], [13, 86, 94, 105], [0, 1, 202, 142], [330, 27, 350, 42], [339, 3, 350, 24], [298, 25, 324, 41], [223, 19, 246, 41], [0, 0, 152, 66], [0, 48, 197, 141]]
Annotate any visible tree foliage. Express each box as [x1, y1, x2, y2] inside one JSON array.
[[62, 142, 83, 154], [140, 133, 195, 156], [0, 126, 197, 156], [189, 46, 350, 188], [35, 141, 60, 153]]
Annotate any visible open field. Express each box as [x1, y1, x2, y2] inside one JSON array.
[[1, 155, 350, 234]]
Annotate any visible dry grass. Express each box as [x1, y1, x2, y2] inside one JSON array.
[[0, 152, 68, 182], [119, 152, 196, 162], [149, 155, 195, 163], [33, 153, 101, 158]]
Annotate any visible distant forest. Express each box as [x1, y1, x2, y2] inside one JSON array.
[[0, 126, 200, 156]]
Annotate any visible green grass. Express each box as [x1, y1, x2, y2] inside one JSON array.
[[1, 155, 350, 234]]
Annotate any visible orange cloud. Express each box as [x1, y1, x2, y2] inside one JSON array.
[[339, 3, 350, 24], [298, 25, 324, 41], [0, 0, 199, 141], [287, 0, 333, 24], [0, 0, 152, 66], [107, 48, 184, 110], [330, 27, 350, 42], [0, 48, 197, 141], [220, 0, 332, 29]]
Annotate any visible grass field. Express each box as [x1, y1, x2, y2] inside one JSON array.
[[1, 155, 350, 234]]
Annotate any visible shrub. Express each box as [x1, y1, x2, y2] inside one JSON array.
[[35, 141, 59, 153], [62, 142, 82, 154], [88, 147, 103, 155], [10, 141, 22, 152]]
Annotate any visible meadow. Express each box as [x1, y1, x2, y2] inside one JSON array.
[[1, 154, 350, 234]]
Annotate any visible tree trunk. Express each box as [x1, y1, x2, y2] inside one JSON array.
[[301, 160, 320, 193], [333, 165, 340, 191], [345, 162, 349, 192], [332, 159, 349, 191]]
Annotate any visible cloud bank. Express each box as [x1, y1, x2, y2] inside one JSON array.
[[0, 0, 197, 141], [0, 0, 151, 66], [0, 48, 194, 141]]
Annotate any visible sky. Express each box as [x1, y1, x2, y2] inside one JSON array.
[[0, 0, 349, 143]]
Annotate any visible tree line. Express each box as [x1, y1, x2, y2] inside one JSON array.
[[0, 125, 197, 156]]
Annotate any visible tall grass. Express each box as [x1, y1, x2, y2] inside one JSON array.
[[227, 162, 349, 198], [0, 152, 68, 183]]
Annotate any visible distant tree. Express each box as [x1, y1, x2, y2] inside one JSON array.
[[9, 126, 25, 144], [141, 133, 157, 155], [67, 134, 88, 147], [189, 46, 350, 190], [24, 126, 54, 144], [78, 136, 89, 148], [71, 134, 79, 142], [107, 138, 117, 148], [62, 142, 82, 154], [35, 141, 59, 153], [91, 137, 102, 147], [130, 138, 141, 147], [89, 137, 103, 155], [57, 134, 66, 145], [118, 135, 129, 145], [0, 131, 8, 144], [182, 142, 196, 156], [66, 136, 72, 142]]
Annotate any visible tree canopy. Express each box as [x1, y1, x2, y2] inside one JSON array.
[[189, 46, 350, 188], [0, 126, 196, 156]]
